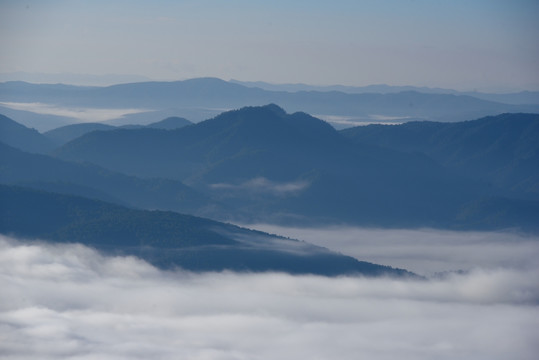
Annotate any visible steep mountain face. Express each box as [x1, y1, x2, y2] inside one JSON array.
[[54, 104, 493, 228], [341, 113, 539, 198], [0, 142, 218, 217], [0, 114, 55, 153], [0, 185, 412, 277]]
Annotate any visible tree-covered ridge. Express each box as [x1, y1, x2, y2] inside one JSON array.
[[53, 104, 507, 229], [0, 142, 218, 216], [0, 185, 412, 276], [0, 113, 55, 153], [341, 113, 539, 198], [2, 107, 538, 232]]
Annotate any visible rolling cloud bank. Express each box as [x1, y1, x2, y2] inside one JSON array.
[[1, 231, 538, 360], [246, 226, 539, 275]]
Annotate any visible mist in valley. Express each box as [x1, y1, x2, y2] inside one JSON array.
[[1, 232, 538, 360]]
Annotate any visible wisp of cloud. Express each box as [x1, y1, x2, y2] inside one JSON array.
[[1, 235, 538, 360], [210, 177, 310, 196]]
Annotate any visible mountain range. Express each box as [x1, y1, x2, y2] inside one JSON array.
[[0, 104, 527, 231], [52, 105, 477, 227], [43, 116, 192, 146], [2, 102, 539, 275], [341, 113, 539, 199], [230, 79, 539, 105], [2, 78, 539, 131]]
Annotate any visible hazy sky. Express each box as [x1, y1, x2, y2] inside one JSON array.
[[1, 0, 538, 91]]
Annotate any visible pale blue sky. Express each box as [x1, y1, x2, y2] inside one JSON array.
[[1, 0, 538, 91]]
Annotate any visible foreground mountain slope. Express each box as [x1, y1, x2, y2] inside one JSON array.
[[0, 114, 55, 153], [0, 185, 412, 276], [55, 104, 498, 228], [341, 113, 539, 198]]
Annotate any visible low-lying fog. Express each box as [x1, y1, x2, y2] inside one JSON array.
[[246, 225, 539, 276], [1, 228, 538, 359], [0, 101, 149, 123]]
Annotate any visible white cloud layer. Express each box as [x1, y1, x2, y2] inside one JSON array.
[[0, 102, 148, 123], [1, 235, 538, 360], [245, 225, 539, 275]]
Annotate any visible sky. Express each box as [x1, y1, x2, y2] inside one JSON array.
[[1, 0, 538, 91], [1, 232, 538, 359]]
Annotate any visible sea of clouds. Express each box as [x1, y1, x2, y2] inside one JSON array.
[[247, 225, 539, 275], [1, 229, 538, 360]]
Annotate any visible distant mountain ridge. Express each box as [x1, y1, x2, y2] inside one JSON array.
[[230, 79, 539, 105], [2, 78, 538, 129], [43, 116, 193, 145]]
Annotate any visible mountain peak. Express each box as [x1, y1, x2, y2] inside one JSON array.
[[195, 104, 339, 153], [147, 116, 193, 130], [262, 103, 287, 116]]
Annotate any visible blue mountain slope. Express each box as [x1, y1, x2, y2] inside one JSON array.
[[0, 142, 217, 216], [341, 113, 539, 198], [0, 184, 414, 277], [54, 104, 505, 229], [0, 114, 55, 153], [43, 122, 116, 145]]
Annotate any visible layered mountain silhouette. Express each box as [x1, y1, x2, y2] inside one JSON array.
[[3, 78, 538, 278], [341, 113, 539, 199], [1, 105, 537, 231], [52, 104, 539, 230], [43, 116, 192, 145], [44, 122, 116, 145], [2, 78, 538, 128], [230, 79, 539, 105], [0, 114, 55, 153], [0, 184, 413, 276], [0, 142, 219, 216]]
